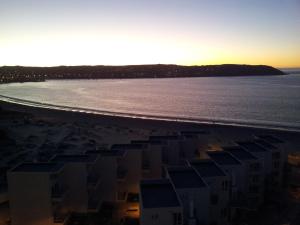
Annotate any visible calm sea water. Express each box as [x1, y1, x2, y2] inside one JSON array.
[[0, 74, 300, 131]]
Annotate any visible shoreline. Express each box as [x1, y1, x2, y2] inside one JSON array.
[[0, 94, 300, 135]]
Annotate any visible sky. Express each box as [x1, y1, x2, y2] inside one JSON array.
[[0, 0, 299, 67]]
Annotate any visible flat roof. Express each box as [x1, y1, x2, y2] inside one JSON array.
[[190, 159, 227, 177], [237, 141, 268, 153], [255, 139, 277, 150], [111, 143, 145, 150], [207, 151, 242, 165], [167, 166, 206, 189], [140, 179, 181, 209], [11, 163, 64, 173], [223, 146, 257, 161], [51, 154, 97, 163], [256, 135, 284, 144]]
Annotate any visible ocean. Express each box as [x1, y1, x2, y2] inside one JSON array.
[[0, 74, 300, 131]]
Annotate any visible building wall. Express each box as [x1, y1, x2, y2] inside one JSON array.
[[140, 206, 183, 225], [62, 163, 88, 212], [203, 176, 230, 225], [176, 187, 210, 225], [8, 173, 53, 225], [96, 156, 117, 202]]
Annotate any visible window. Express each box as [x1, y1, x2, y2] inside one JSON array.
[[221, 208, 227, 218], [222, 180, 228, 191], [273, 161, 280, 169], [250, 163, 260, 172], [173, 213, 182, 225], [249, 185, 259, 194], [210, 194, 219, 205], [251, 175, 260, 183], [272, 152, 280, 159]]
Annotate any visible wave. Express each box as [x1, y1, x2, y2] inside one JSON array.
[[0, 94, 300, 133]]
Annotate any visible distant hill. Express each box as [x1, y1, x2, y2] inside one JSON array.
[[0, 64, 285, 84]]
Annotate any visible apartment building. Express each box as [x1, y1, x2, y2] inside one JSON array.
[[111, 144, 143, 200], [223, 146, 264, 208], [237, 141, 274, 193], [167, 166, 210, 225], [7, 163, 68, 225], [131, 140, 163, 179], [189, 159, 230, 225], [149, 136, 181, 165], [205, 151, 246, 202], [85, 150, 125, 203], [51, 154, 101, 213], [179, 130, 211, 159], [139, 179, 183, 225]]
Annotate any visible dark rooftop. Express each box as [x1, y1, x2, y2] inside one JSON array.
[[167, 166, 207, 189], [11, 163, 64, 173], [223, 146, 257, 161], [255, 139, 277, 150], [189, 159, 227, 177], [140, 179, 181, 209], [256, 135, 284, 144], [111, 143, 145, 150], [207, 151, 242, 165], [51, 154, 97, 163], [237, 141, 268, 153]]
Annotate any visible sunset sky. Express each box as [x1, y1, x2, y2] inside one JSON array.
[[0, 0, 299, 68]]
